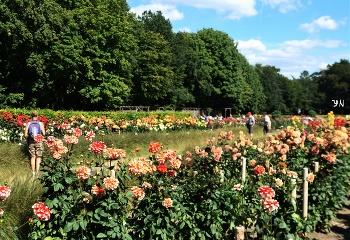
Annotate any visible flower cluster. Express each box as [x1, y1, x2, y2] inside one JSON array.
[[257, 186, 279, 213], [45, 136, 68, 159], [63, 135, 79, 144], [128, 158, 157, 175], [32, 202, 51, 221]]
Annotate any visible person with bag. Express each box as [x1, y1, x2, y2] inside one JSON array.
[[24, 110, 46, 176]]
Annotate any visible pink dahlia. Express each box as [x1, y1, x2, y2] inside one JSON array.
[[32, 202, 51, 221]]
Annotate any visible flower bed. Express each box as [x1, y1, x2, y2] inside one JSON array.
[[0, 110, 246, 143], [1, 111, 349, 239]]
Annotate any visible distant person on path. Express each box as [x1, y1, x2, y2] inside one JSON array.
[[246, 112, 255, 137], [201, 112, 208, 121], [24, 110, 45, 176], [263, 112, 271, 135]]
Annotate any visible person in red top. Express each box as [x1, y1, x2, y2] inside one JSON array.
[[24, 110, 46, 176], [246, 112, 255, 137]]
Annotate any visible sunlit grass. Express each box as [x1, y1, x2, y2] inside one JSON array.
[[0, 125, 269, 238]]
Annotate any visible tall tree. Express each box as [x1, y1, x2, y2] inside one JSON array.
[[196, 29, 264, 113], [130, 21, 174, 106], [255, 64, 286, 113], [312, 59, 350, 114]]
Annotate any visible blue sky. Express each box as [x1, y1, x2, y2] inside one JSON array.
[[127, 0, 349, 79]]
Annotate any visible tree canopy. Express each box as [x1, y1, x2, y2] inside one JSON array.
[[0, 2, 348, 114]]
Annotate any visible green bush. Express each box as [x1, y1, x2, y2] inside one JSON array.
[[271, 110, 282, 119], [308, 109, 317, 117]]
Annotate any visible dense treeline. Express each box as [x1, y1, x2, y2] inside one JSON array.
[[0, 0, 349, 114]]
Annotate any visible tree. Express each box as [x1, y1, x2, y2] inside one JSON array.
[[196, 29, 255, 113], [255, 64, 287, 113], [130, 21, 174, 106], [312, 59, 350, 114], [0, 0, 138, 110], [138, 10, 174, 43]]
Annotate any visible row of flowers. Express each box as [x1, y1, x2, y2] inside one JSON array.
[[4, 109, 345, 143], [2, 112, 349, 239]]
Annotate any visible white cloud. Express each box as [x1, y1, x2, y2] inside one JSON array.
[[299, 16, 339, 33], [237, 39, 345, 78], [260, 0, 303, 13], [177, 27, 191, 32], [237, 39, 266, 52], [280, 39, 343, 51], [150, 0, 258, 19], [130, 4, 184, 21]]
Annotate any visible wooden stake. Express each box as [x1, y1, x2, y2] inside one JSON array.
[[110, 170, 116, 178], [314, 162, 319, 173], [303, 168, 308, 219], [235, 225, 245, 240], [291, 180, 297, 204], [242, 157, 246, 181]]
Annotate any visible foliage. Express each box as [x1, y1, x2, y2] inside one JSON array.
[[28, 136, 133, 239], [312, 59, 350, 114], [308, 110, 317, 117], [272, 110, 282, 119]]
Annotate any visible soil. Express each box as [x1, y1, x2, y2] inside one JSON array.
[[306, 198, 350, 240]]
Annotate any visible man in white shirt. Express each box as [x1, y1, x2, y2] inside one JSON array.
[[263, 112, 271, 135]]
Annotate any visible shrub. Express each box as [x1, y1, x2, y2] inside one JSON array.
[[308, 109, 317, 117]]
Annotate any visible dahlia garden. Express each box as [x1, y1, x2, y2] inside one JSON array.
[[0, 111, 349, 239]]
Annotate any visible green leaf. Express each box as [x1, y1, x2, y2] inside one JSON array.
[[278, 221, 287, 229], [97, 233, 108, 238]]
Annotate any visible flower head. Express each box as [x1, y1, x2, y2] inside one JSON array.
[[131, 186, 145, 201], [254, 165, 265, 176], [163, 198, 173, 208], [149, 142, 162, 154], [262, 198, 279, 212], [85, 131, 96, 142], [325, 152, 336, 163], [32, 202, 51, 221], [89, 141, 106, 154], [307, 173, 315, 183], [257, 186, 275, 199], [105, 148, 126, 160], [76, 166, 91, 180], [157, 164, 167, 173], [233, 184, 243, 191], [91, 185, 105, 197], [103, 177, 119, 190], [0, 185, 11, 202]]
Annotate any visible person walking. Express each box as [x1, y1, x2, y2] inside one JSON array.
[[246, 112, 255, 137], [263, 112, 271, 135], [24, 110, 45, 175]]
